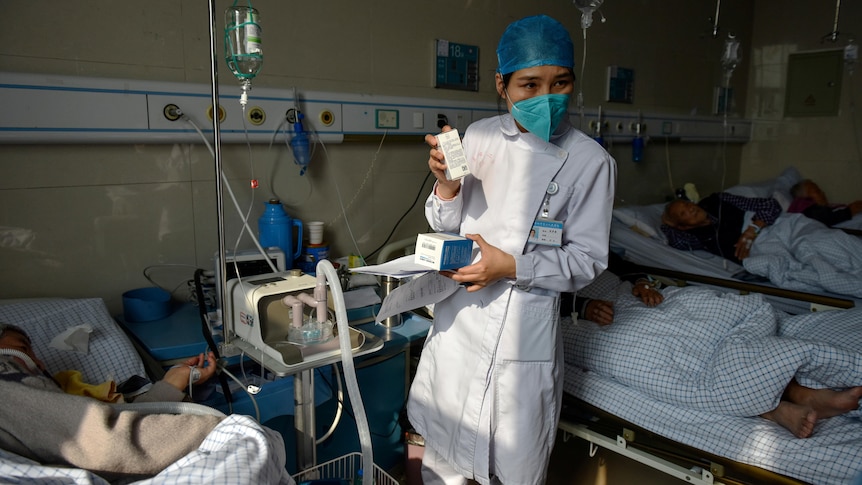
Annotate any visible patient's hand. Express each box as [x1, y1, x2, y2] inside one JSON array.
[[584, 299, 615, 326], [162, 352, 217, 392], [632, 280, 663, 307], [734, 226, 758, 260]]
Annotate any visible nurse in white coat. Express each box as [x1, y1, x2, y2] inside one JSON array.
[[407, 14, 617, 485]]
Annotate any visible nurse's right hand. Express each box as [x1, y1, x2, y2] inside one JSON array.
[[425, 125, 461, 199]]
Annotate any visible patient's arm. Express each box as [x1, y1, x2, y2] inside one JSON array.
[[1, 379, 222, 479]]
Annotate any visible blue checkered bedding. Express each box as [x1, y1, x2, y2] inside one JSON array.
[[744, 213, 862, 298], [562, 285, 862, 484], [0, 298, 295, 485]]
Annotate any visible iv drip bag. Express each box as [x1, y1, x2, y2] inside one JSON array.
[[722, 35, 740, 70], [721, 34, 741, 86], [225, 4, 263, 83], [574, 0, 604, 30]]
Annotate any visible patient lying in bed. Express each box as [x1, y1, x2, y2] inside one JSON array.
[[660, 193, 862, 298], [0, 322, 292, 484], [567, 272, 862, 438]]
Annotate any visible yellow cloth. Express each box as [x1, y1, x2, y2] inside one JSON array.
[[53, 370, 124, 403]]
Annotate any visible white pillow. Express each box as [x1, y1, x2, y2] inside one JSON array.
[[725, 166, 802, 201], [0, 298, 146, 383], [612, 203, 666, 239], [772, 190, 792, 212]]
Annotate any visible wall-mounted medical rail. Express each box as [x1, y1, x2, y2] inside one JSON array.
[[0, 71, 752, 145]]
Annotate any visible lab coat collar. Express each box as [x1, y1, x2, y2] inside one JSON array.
[[498, 113, 572, 154]]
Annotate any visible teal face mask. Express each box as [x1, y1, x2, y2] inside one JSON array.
[[509, 93, 570, 141]]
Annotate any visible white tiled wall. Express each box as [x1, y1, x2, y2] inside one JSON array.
[[0, 0, 772, 312], [741, 0, 862, 202]]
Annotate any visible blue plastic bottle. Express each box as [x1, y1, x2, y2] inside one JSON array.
[[258, 199, 303, 268], [291, 113, 311, 175], [632, 136, 644, 163]]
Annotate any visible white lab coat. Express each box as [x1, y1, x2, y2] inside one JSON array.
[[407, 114, 617, 485]]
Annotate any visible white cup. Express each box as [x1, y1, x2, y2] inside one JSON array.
[[307, 221, 325, 245]]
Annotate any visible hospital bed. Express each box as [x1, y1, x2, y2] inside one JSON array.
[[0, 297, 292, 484], [610, 167, 862, 314], [557, 276, 862, 485]]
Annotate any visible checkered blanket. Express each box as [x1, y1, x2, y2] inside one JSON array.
[[744, 213, 862, 298], [562, 285, 862, 484]]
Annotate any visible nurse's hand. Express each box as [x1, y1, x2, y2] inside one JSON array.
[[443, 234, 515, 293], [425, 125, 461, 199]]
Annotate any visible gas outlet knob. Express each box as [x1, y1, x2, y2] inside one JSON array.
[[247, 106, 266, 126], [319, 110, 334, 126]]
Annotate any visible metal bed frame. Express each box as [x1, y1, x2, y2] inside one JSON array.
[[633, 263, 856, 311], [557, 395, 809, 485]]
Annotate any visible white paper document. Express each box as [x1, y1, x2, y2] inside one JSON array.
[[342, 286, 382, 310], [374, 271, 461, 323], [348, 254, 432, 278]]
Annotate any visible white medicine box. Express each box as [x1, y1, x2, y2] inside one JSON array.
[[414, 233, 473, 271], [435, 129, 471, 181]]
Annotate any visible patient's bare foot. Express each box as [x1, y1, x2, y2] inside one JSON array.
[[761, 401, 818, 438], [786, 381, 862, 419]]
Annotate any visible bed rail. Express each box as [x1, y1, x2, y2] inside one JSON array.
[[559, 396, 809, 485], [634, 264, 855, 310]]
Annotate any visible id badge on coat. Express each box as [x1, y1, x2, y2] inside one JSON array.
[[528, 218, 563, 246], [529, 181, 563, 247]]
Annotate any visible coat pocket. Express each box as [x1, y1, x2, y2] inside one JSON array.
[[498, 287, 558, 362]]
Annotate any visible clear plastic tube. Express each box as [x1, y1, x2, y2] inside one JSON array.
[[316, 260, 374, 485]]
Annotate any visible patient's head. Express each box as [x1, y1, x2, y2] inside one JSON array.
[[0, 322, 46, 373], [790, 179, 828, 206], [662, 199, 710, 230]]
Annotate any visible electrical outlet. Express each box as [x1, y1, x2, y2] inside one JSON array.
[[375, 109, 399, 129]]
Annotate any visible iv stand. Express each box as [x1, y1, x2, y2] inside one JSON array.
[[205, 4, 317, 470], [207, 0, 229, 345]]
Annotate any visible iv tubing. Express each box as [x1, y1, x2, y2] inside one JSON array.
[[184, 116, 277, 275], [219, 365, 261, 422], [317, 259, 373, 485]]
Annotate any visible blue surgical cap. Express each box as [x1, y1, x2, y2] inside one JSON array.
[[496, 15, 575, 75]]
